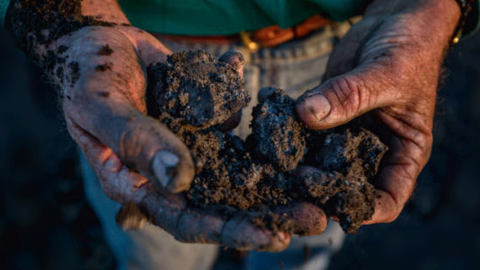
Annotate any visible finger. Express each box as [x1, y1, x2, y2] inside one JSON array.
[[62, 28, 195, 193], [363, 144, 422, 224], [66, 116, 150, 203], [285, 166, 330, 236], [218, 50, 245, 79], [141, 190, 290, 251], [296, 63, 402, 130], [117, 26, 173, 66], [220, 213, 291, 252], [65, 116, 119, 173], [363, 190, 398, 225], [273, 202, 328, 237], [369, 105, 432, 224], [177, 211, 290, 252]]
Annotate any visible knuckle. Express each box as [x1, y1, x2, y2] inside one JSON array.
[[119, 126, 135, 159], [118, 120, 145, 164], [329, 75, 367, 116], [413, 131, 433, 169]]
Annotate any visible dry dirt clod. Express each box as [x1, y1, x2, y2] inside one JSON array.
[[147, 50, 250, 128], [247, 88, 307, 172]]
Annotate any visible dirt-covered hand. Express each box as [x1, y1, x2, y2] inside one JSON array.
[[296, 0, 460, 224], [67, 106, 289, 251], [6, 0, 291, 251], [58, 26, 196, 196], [60, 28, 290, 250]]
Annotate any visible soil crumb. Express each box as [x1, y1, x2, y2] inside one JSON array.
[[247, 88, 306, 172], [68, 62, 80, 86], [295, 127, 387, 233], [98, 44, 114, 56], [95, 63, 112, 71], [146, 50, 388, 234], [147, 50, 250, 128]]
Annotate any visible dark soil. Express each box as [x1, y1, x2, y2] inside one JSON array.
[[95, 63, 112, 72], [147, 51, 250, 128], [295, 128, 385, 233], [5, 0, 115, 59], [147, 50, 388, 234], [98, 44, 114, 56], [5, 0, 119, 90], [246, 88, 306, 172]]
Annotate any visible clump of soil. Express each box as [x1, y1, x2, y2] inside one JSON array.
[[146, 50, 388, 234], [246, 88, 306, 172], [147, 51, 250, 128], [293, 128, 387, 233]]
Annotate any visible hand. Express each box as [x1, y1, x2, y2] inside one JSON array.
[[55, 26, 295, 251], [296, 0, 460, 224]]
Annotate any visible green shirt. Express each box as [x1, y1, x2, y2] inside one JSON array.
[[1, 0, 480, 37], [117, 0, 366, 35]]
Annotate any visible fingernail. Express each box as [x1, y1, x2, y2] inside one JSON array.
[[277, 231, 289, 243], [304, 94, 331, 122], [268, 231, 290, 252], [219, 50, 245, 67], [104, 157, 120, 173], [152, 150, 179, 188]]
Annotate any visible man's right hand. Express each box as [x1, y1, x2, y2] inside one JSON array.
[[6, 0, 328, 250], [56, 26, 293, 251]]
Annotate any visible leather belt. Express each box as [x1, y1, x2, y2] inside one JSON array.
[[155, 15, 333, 52]]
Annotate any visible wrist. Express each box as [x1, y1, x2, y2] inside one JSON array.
[[420, 0, 462, 45], [449, 0, 478, 42]]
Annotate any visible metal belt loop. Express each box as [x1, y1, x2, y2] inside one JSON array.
[[240, 31, 260, 53]]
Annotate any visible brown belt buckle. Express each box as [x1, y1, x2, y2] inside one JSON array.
[[241, 15, 332, 52]]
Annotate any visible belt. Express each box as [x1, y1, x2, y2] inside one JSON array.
[[154, 15, 333, 52]]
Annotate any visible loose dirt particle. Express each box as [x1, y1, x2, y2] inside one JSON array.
[[95, 64, 112, 71], [57, 45, 69, 54], [68, 62, 80, 86], [98, 44, 114, 56], [97, 92, 110, 98]]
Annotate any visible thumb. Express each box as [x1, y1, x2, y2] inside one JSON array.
[[296, 64, 397, 130], [60, 27, 195, 193]]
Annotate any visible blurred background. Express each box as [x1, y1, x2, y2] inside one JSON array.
[[1, 25, 480, 270]]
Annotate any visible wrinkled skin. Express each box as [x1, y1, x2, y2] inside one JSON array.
[[6, 0, 461, 249], [6, 0, 330, 251], [59, 29, 294, 251], [296, 0, 460, 224]]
